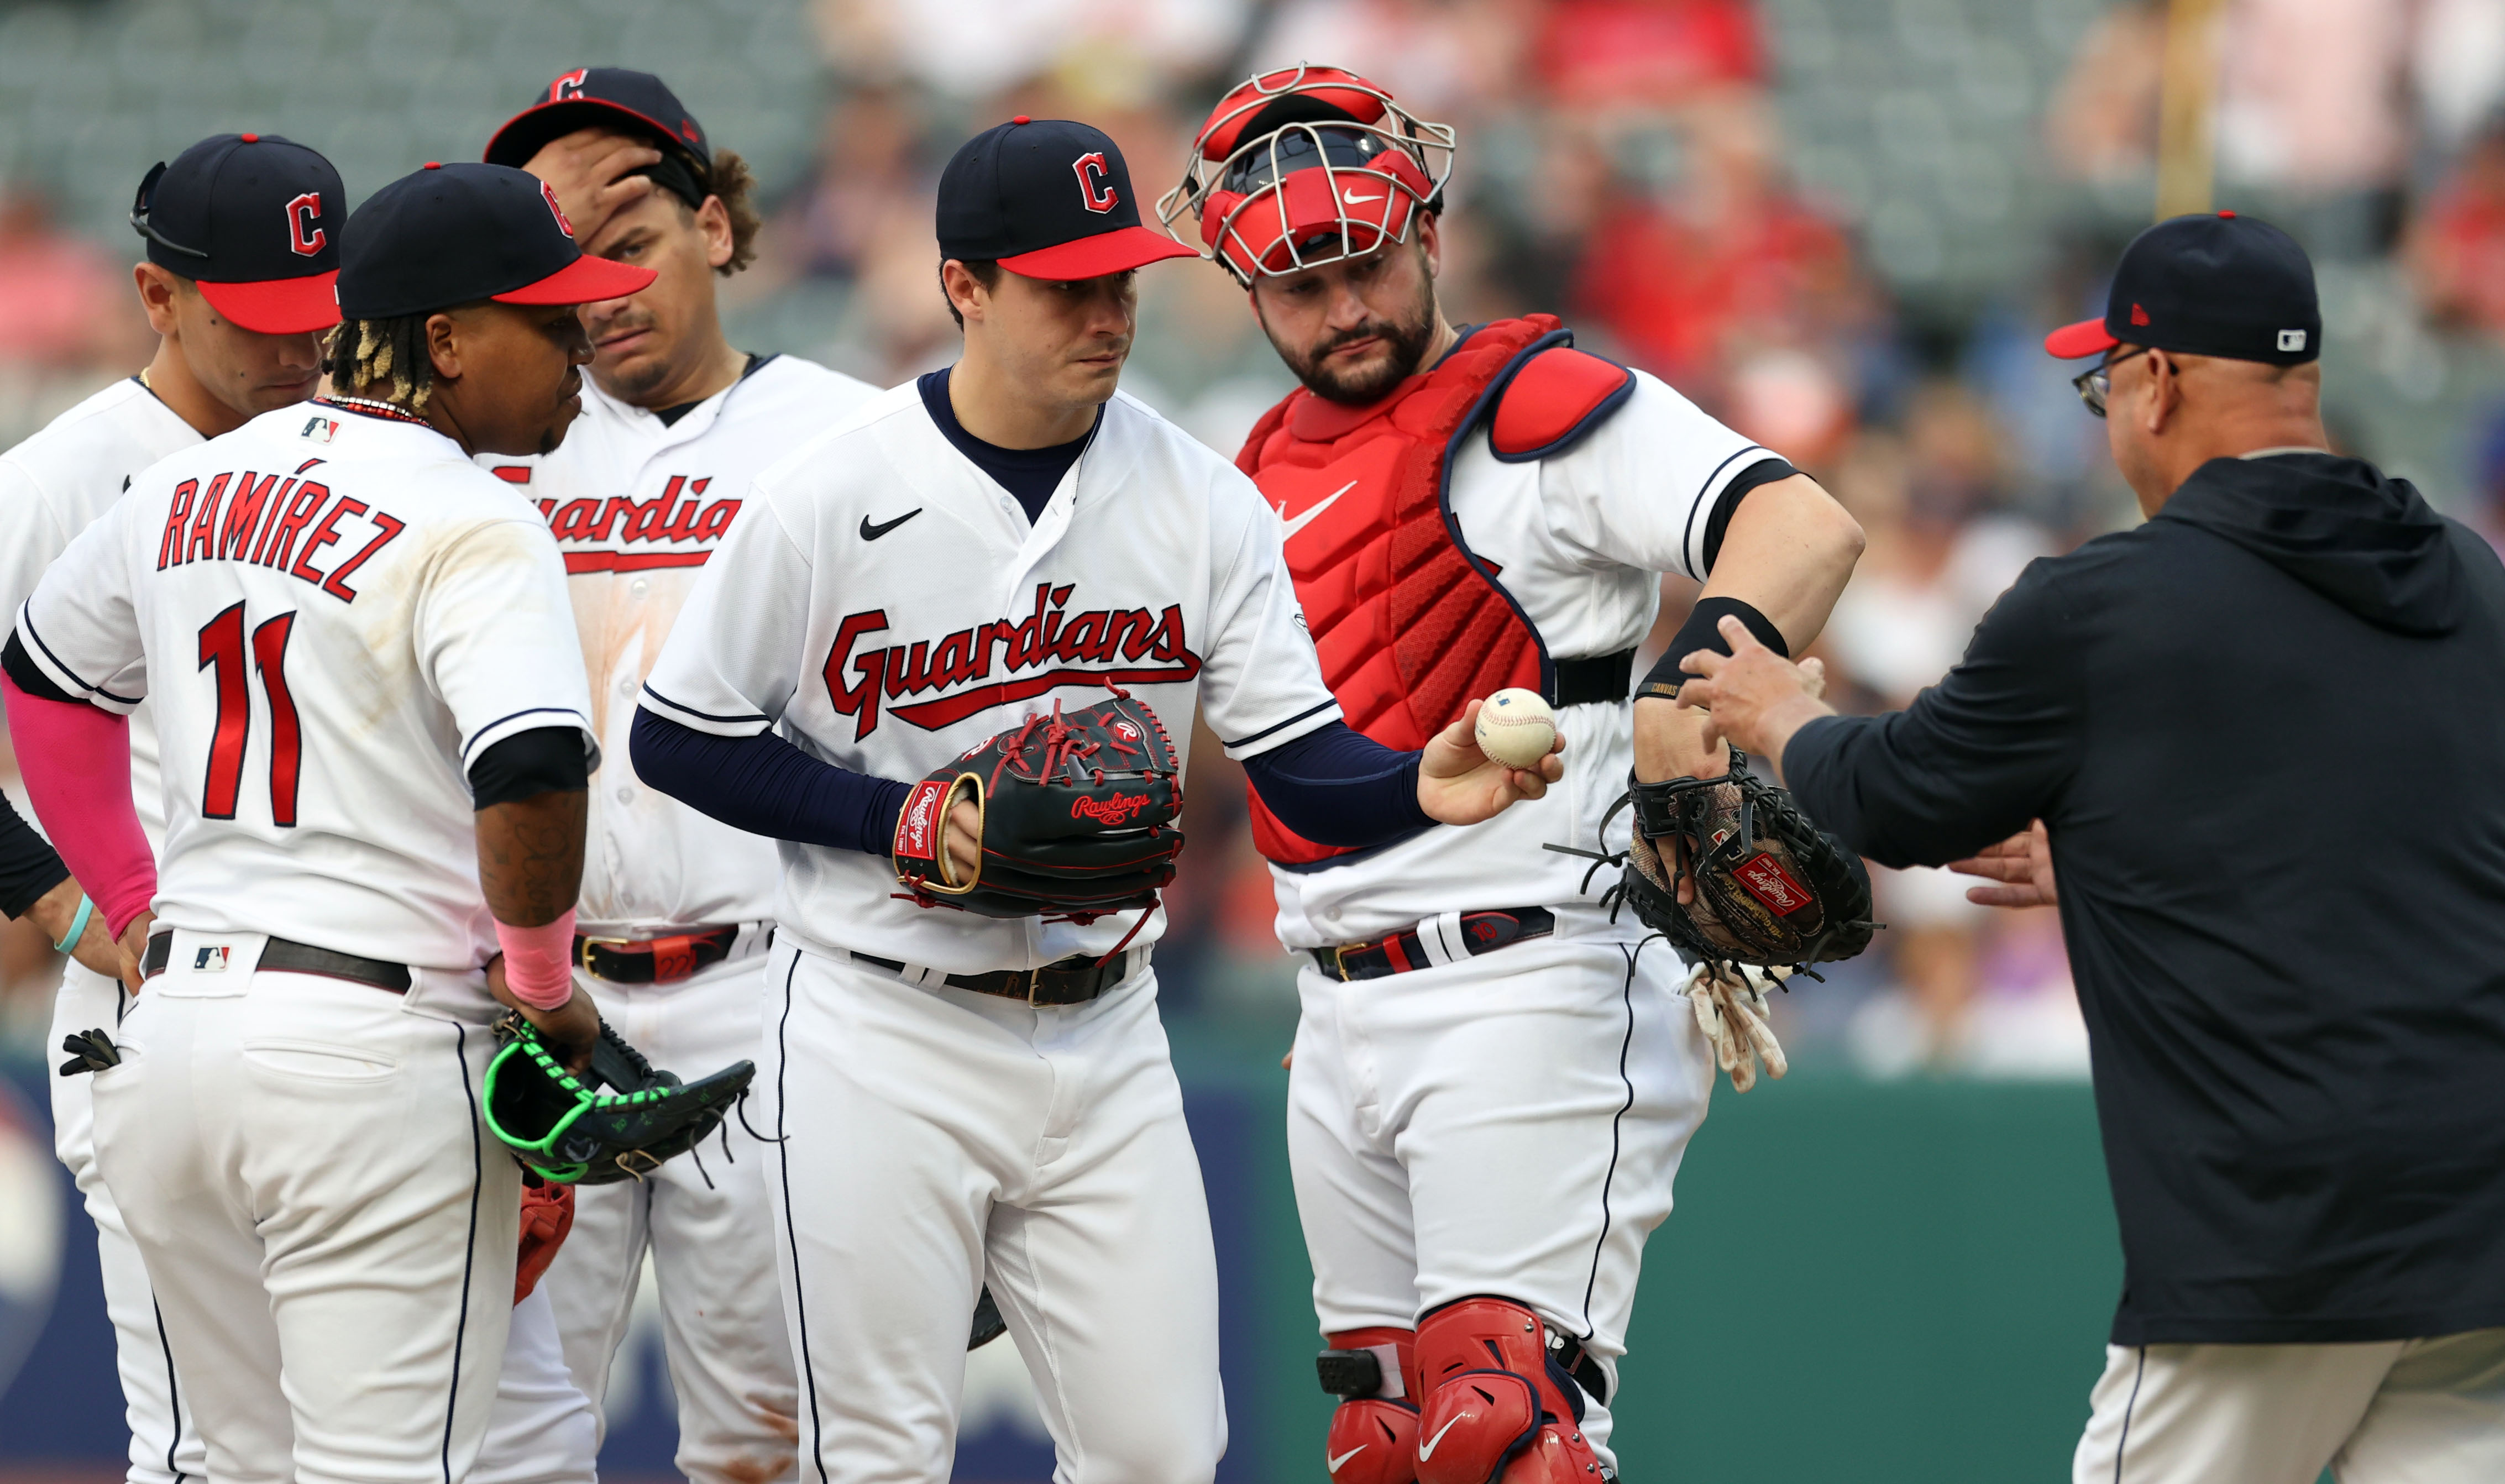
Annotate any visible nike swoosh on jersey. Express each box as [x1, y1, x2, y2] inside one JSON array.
[[1418, 1413, 1470, 1461], [1344, 190, 1384, 204], [1327, 1446, 1367, 1474], [1277, 482, 1355, 542], [860, 508, 923, 541]]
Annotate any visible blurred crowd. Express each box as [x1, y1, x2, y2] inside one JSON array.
[[19, 0, 2505, 1076]]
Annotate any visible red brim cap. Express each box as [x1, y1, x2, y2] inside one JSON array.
[[2045, 317, 2120, 359], [492, 254, 658, 307], [998, 226, 1199, 282], [197, 273, 341, 335]]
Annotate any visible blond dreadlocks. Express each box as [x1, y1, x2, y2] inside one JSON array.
[[323, 314, 436, 410]]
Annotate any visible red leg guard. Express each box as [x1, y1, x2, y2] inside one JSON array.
[[1322, 1328, 1420, 1484], [1413, 1299, 1603, 1484]]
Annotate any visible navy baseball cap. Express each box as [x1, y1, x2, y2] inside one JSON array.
[[336, 162, 656, 320], [485, 67, 710, 198], [130, 133, 344, 335], [2046, 212, 2321, 366], [939, 117, 1197, 281]]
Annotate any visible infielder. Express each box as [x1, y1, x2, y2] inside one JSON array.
[[4, 160, 649, 1484], [630, 118, 1558, 1482], [1157, 66, 1863, 1483], [469, 67, 877, 1483], [0, 132, 343, 1484]]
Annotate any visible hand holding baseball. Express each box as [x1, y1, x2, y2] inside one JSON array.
[[1417, 698, 1565, 825]]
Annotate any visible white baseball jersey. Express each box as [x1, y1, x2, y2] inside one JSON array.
[[478, 355, 879, 935], [0, 376, 203, 848], [17, 403, 595, 983], [643, 382, 1341, 973], [1267, 370, 1770, 947]]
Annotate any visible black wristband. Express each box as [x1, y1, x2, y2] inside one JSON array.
[[1639, 597, 1790, 701], [469, 726, 590, 809]]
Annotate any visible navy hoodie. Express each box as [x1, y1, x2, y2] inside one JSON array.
[[1786, 452, 2505, 1345]]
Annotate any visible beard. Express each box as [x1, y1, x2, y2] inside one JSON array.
[[590, 313, 674, 403], [1266, 281, 1440, 406]]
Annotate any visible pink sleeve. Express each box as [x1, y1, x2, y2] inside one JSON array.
[[3, 673, 154, 937], [495, 910, 578, 1010]]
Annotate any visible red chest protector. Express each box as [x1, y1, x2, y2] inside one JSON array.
[[1238, 314, 1634, 866]]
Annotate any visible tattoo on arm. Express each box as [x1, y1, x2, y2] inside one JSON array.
[[475, 790, 588, 927]]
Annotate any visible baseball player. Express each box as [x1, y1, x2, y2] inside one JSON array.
[[464, 68, 879, 1484], [628, 118, 1559, 1482], [3, 160, 651, 1484], [1157, 66, 1864, 1483], [0, 132, 344, 1484]]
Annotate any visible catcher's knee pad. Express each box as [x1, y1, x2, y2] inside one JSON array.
[[1319, 1326, 1419, 1484], [1413, 1298, 1603, 1484]]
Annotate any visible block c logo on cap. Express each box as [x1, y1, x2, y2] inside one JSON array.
[[540, 179, 575, 239], [2277, 328, 2307, 352], [1073, 151, 1118, 214], [549, 67, 588, 102], [285, 192, 326, 257]]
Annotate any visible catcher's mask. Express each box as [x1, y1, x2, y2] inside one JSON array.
[[484, 1013, 754, 1185], [1156, 64, 1455, 288]]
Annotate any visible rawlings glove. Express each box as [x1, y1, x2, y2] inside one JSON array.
[[1686, 962, 1790, 1092], [1563, 750, 1878, 979], [485, 1013, 753, 1185], [892, 690, 1184, 923]]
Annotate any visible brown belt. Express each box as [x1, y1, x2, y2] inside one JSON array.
[[575, 925, 742, 984], [849, 950, 1138, 1006], [1310, 907, 1555, 982], [143, 932, 411, 993]]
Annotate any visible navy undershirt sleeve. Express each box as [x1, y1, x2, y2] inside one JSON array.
[[630, 707, 909, 858], [0, 793, 70, 921], [1241, 721, 1435, 847]]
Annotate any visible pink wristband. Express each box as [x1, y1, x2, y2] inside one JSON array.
[[496, 909, 577, 1010], [3, 673, 155, 938]]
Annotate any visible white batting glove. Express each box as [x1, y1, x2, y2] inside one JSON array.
[[1685, 962, 1790, 1093]]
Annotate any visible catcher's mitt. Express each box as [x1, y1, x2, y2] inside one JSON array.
[[1564, 751, 1878, 978], [892, 690, 1184, 922], [485, 1013, 754, 1185]]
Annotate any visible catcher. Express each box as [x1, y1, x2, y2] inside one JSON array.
[[1159, 65, 1869, 1484], [627, 117, 1559, 1484]]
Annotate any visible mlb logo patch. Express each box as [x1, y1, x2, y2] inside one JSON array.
[[301, 415, 337, 443], [2277, 329, 2308, 353], [193, 945, 231, 973]]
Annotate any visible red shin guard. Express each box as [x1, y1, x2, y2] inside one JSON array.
[[1413, 1299, 1602, 1484], [1322, 1326, 1420, 1484]]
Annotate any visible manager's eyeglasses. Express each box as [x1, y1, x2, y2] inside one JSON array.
[[2072, 345, 2149, 418]]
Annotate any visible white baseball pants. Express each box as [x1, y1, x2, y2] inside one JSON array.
[[758, 943, 1227, 1484], [526, 954, 798, 1484], [472, 1286, 599, 1484], [48, 958, 208, 1484], [1286, 932, 1712, 1467], [88, 937, 520, 1484], [2073, 1328, 2505, 1483]]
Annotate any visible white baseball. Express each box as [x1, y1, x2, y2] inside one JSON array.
[[1475, 688, 1557, 769]]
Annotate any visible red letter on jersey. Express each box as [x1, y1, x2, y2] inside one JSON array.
[[823, 610, 891, 741], [159, 480, 198, 570], [321, 510, 405, 603], [197, 603, 250, 820]]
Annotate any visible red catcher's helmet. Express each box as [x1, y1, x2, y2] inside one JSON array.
[[1155, 64, 1456, 288]]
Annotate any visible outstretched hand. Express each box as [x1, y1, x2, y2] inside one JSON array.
[[1947, 819, 2057, 908], [1416, 699, 1565, 826], [1673, 616, 1835, 777]]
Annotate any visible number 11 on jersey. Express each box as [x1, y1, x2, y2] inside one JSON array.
[[198, 602, 302, 826]]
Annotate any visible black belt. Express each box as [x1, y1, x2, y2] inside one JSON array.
[[849, 950, 1136, 1006], [1550, 649, 1635, 707], [143, 932, 411, 993], [1311, 907, 1555, 982], [576, 925, 742, 984]]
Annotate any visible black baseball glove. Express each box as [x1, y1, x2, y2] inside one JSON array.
[[485, 1013, 754, 1185], [891, 690, 1184, 923], [1565, 751, 1878, 978]]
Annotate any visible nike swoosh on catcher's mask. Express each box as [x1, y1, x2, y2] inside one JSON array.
[[1419, 1413, 1471, 1461], [1327, 1446, 1366, 1473], [1344, 190, 1384, 204], [1278, 482, 1355, 542]]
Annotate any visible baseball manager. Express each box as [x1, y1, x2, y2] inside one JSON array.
[[1678, 213, 2505, 1483]]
